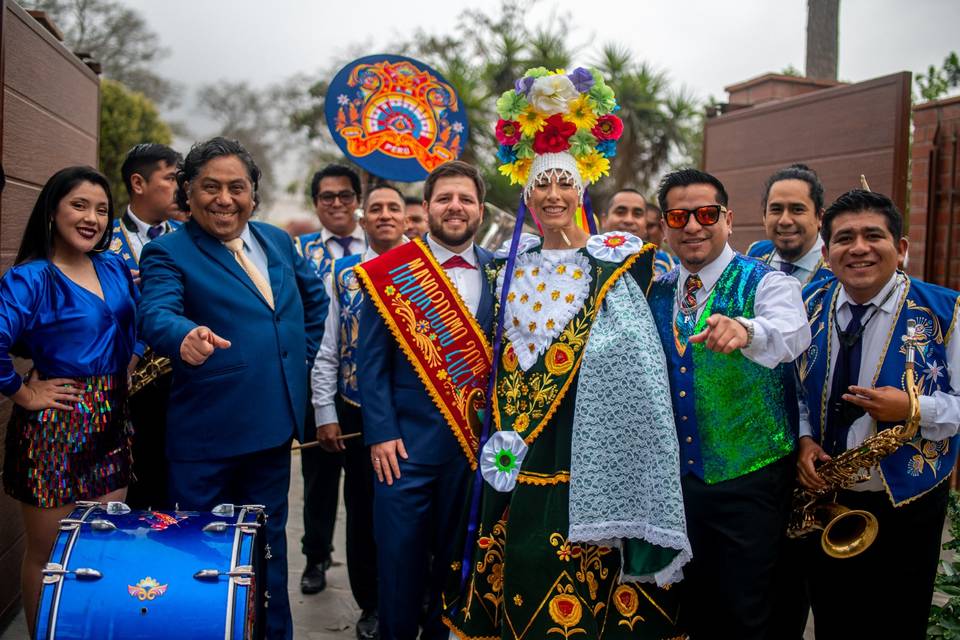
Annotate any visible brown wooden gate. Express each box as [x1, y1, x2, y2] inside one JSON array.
[[702, 72, 912, 253]]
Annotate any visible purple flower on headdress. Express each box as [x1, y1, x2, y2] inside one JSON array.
[[515, 76, 535, 97], [568, 68, 594, 93]]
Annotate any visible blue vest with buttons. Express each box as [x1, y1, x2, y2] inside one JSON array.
[[800, 275, 960, 505], [333, 254, 364, 406], [649, 254, 798, 483]]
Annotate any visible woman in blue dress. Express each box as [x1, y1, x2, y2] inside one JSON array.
[[0, 166, 141, 634]]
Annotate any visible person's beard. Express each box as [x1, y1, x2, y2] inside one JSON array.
[[428, 216, 478, 248]]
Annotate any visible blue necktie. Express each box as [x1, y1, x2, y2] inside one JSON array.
[[779, 261, 797, 275], [332, 236, 353, 256], [147, 224, 163, 240], [824, 303, 870, 456]]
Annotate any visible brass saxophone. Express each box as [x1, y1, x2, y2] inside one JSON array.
[[786, 319, 922, 558], [129, 348, 173, 395]]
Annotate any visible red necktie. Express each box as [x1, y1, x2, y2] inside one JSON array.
[[442, 255, 476, 270]]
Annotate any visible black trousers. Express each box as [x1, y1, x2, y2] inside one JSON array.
[[338, 400, 378, 612], [300, 389, 341, 565], [806, 481, 949, 640], [301, 394, 378, 611], [678, 454, 794, 640], [125, 373, 172, 510]]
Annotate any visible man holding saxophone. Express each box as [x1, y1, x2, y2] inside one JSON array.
[[797, 189, 960, 639]]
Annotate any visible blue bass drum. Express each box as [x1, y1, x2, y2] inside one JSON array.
[[36, 502, 265, 639]]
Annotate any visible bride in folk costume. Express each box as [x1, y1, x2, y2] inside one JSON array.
[[444, 68, 690, 639]]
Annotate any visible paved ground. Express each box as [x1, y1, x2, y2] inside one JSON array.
[[0, 452, 948, 639]]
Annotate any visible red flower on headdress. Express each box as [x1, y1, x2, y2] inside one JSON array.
[[592, 114, 624, 141], [495, 119, 522, 145], [533, 114, 576, 154]]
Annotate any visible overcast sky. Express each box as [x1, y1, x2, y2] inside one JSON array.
[[128, 0, 956, 105], [122, 0, 957, 209]]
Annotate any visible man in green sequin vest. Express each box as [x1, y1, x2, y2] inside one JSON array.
[[648, 169, 811, 639]]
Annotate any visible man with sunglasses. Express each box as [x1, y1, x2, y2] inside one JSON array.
[[294, 164, 369, 595], [647, 169, 810, 639]]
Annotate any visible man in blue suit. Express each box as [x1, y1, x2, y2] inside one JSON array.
[[357, 161, 494, 640], [138, 137, 328, 640]]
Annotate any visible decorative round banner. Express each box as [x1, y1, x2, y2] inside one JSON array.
[[325, 54, 469, 182]]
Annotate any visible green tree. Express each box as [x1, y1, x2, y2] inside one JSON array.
[[23, 0, 177, 106], [98, 78, 172, 212], [917, 52, 960, 102]]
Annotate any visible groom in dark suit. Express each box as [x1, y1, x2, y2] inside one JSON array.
[[137, 137, 328, 640], [357, 161, 494, 640]]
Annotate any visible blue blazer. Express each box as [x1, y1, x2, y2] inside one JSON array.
[[138, 219, 328, 462], [358, 243, 494, 466]]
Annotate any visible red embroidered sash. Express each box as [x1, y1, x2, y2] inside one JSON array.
[[355, 239, 491, 469]]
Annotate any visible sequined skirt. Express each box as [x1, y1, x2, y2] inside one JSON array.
[[3, 374, 132, 508]]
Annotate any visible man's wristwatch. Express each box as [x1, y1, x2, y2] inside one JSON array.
[[734, 316, 754, 348]]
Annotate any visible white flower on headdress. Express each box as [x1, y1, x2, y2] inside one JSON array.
[[586, 231, 642, 263], [480, 431, 529, 493], [528, 75, 578, 116]]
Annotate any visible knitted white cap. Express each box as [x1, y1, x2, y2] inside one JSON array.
[[523, 152, 584, 204]]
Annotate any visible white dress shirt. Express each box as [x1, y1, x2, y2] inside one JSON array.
[[225, 224, 270, 282], [125, 206, 173, 261], [798, 273, 960, 490], [769, 236, 825, 284], [320, 224, 367, 259], [426, 234, 482, 315], [674, 243, 811, 368], [311, 240, 410, 425]]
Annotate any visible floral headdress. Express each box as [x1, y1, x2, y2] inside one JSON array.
[[495, 67, 623, 230]]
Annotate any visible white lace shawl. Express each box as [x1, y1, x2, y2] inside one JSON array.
[[568, 274, 692, 586]]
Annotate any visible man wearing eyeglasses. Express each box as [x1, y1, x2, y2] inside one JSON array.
[[294, 164, 369, 595], [647, 169, 810, 639]]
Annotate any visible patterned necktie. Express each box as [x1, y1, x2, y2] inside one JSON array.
[[224, 238, 274, 309], [675, 274, 703, 346], [441, 255, 477, 270], [147, 224, 163, 240], [824, 303, 871, 456], [779, 261, 797, 275], [332, 236, 354, 256]]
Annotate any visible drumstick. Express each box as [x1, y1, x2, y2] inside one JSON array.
[[291, 432, 362, 451]]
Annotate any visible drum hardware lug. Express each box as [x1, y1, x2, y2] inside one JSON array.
[[212, 503, 235, 517], [192, 565, 254, 585], [42, 563, 102, 583], [242, 504, 266, 513], [74, 500, 130, 515], [203, 521, 262, 534], [58, 518, 118, 532]]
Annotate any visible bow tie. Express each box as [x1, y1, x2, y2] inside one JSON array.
[[441, 255, 476, 270]]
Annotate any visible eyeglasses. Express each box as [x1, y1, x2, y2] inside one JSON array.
[[664, 205, 727, 229], [318, 191, 357, 205]]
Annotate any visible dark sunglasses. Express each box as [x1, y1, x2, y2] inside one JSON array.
[[664, 205, 727, 229], [318, 190, 357, 205]]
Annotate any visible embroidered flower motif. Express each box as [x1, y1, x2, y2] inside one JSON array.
[[502, 344, 518, 372], [437, 369, 449, 380], [613, 585, 639, 617], [384, 285, 396, 296], [514, 413, 530, 432], [587, 231, 642, 263], [513, 594, 524, 607], [488, 563, 504, 593], [548, 593, 583, 627], [926, 360, 944, 382], [480, 430, 529, 492], [416, 320, 431, 334]]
